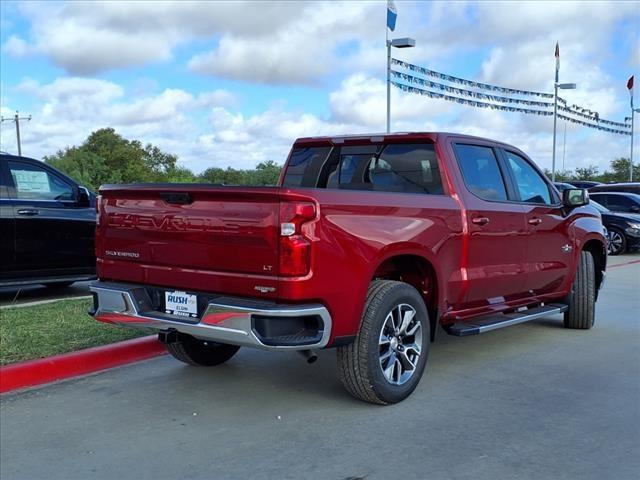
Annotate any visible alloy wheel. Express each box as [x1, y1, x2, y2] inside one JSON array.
[[378, 303, 423, 385], [608, 230, 624, 255]]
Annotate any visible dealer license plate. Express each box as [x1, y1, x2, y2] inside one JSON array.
[[165, 290, 198, 318]]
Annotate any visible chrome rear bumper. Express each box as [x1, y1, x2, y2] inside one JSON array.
[[89, 281, 332, 350]]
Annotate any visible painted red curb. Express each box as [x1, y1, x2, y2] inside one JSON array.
[[0, 335, 166, 394], [608, 259, 640, 269]]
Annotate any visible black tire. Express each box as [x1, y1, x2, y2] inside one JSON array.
[[563, 250, 596, 329], [337, 280, 430, 405], [165, 334, 240, 366], [607, 227, 627, 256], [45, 281, 74, 288]]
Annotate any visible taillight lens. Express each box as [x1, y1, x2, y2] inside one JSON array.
[[279, 202, 315, 276], [95, 195, 102, 257]]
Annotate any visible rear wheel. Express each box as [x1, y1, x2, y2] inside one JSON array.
[[164, 333, 240, 366], [607, 227, 626, 255], [563, 250, 596, 329], [337, 280, 430, 405]]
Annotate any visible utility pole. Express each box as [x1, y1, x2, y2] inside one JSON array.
[[0, 111, 32, 156]]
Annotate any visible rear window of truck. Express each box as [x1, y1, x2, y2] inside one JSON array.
[[282, 143, 443, 195]]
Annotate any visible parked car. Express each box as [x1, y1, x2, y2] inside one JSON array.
[[0, 153, 96, 287], [588, 182, 640, 194], [590, 200, 640, 255], [567, 180, 602, 189], [588, 192, 640, 214], [89, 132, 606, 404]]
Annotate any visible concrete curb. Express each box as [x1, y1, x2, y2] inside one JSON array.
[[0, 335, 167, 394], [0, 295, 93, 310]]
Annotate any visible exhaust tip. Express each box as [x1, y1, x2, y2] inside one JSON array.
[[299, 350, 318, 364]]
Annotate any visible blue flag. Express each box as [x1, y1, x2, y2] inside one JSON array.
[[387, 0, 397, 31]]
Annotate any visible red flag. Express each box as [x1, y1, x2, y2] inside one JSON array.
[[628, 75, 634, 91], [555, 42, 560, 82]]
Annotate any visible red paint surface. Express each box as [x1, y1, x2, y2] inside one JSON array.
[[0, 336, 166, 394], [95, 133, 607, 342]]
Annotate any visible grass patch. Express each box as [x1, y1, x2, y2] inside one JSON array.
[[0, 298, 146, 365]]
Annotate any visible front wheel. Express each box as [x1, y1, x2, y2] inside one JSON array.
[[337, 280, 430, 405], [563, 250, 596, 329], [164, 333, 240, 366]]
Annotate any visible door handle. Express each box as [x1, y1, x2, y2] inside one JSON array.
[[17, 209, 39, 216], [471, 216, 490, 226], [528, 217, 542, 226]]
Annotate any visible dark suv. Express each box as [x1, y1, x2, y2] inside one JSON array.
[[0, 153, 96, 287], [588, 192, 640, 214]]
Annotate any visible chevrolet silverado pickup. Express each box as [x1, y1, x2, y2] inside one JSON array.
[[89, 132, 607, 404]]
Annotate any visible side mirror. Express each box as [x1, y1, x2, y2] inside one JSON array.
[[77, 186, 91, 207], [563, 188, 589, 208], [630, 205, 640, 213]]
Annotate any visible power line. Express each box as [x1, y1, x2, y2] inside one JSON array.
[[0, 111, 32, 156]]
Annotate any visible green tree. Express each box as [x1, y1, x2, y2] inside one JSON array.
[[573, 165, 599, 181], [598, 157, 639, 183], [198, 161, 282, 186], [44, 147, 122, 191], [45, 128, 182, 190], [44, 127, 284, 189], [250, 161, 282, 185]]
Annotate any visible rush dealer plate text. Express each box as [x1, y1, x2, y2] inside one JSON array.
[[165, 290, 198, 318]]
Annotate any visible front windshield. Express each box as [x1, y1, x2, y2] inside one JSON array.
[[590, 200, 609, 213]]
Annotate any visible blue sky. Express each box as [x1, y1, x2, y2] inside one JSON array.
[[1, 1, 638, 174]]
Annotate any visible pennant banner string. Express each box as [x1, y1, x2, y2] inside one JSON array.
[[392, 58, 630, 132], [391, 70, 554, 107], [391, 58, 554, 98], [390, 82, 631, 136]]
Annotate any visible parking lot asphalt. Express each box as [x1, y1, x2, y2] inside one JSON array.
[[1, 255, 639, 480]]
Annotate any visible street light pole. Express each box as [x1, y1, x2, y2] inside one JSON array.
[[385, 37, 415, 134], [552, 82, 558, 182], [562, 120, 567, 174], [386, 39, 391, 134], [551, 82, 576, 182], [631, 109, 635, 182]]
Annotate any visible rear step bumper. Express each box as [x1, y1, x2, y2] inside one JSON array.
[[445, 304, 569, 336], [89, 281, 332, 350]]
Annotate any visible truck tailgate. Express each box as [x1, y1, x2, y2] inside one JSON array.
[[97, 185, 281, 294]]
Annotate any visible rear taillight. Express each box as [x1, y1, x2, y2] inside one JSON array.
[[95, 195, 102, 257], [279, 202, 316, 276], [95, 195, 101, 226]]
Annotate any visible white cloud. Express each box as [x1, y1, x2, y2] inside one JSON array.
[[4, 1, 334, 77], [1, 1, 635, 177], [1, 35, 32, 56]]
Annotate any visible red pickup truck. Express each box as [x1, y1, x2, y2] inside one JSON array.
[[90, 132, 606, 404]]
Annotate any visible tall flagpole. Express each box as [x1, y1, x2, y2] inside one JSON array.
[[386, 26, 391, 134], [629, 75, 635, 182], [551, 42, 560, 182]]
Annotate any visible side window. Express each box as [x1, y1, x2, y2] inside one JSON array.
[[368, 144, 443, 194], [504, 151, 552, 204], [454, 144, 507, 201], [592, 194, 608, 207], [282, 147, 331, 187], [608, 196, 632, 211], [8, 161, 74, 201]]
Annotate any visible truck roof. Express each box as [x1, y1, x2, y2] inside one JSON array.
[[293, 131, 514, 148]]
